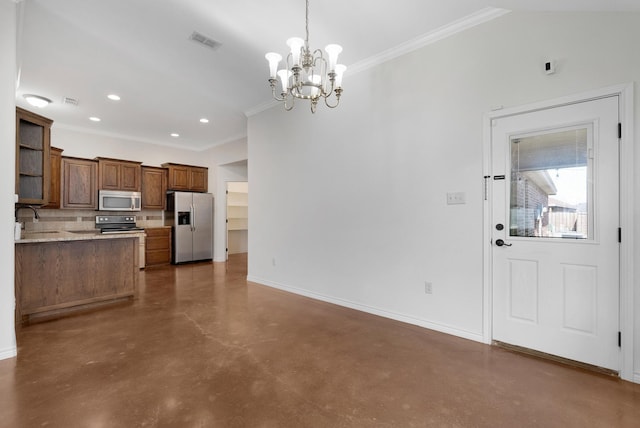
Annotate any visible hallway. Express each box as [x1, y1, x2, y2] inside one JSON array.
[[1, 254, 639, 427]]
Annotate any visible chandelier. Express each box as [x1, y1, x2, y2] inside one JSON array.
[[265, 0, 346, 113]]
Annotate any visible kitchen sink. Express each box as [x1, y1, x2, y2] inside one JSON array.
[[68, 230, 99, 235]]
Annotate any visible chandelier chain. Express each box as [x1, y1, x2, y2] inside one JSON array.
[[305, 0, 310, 43]]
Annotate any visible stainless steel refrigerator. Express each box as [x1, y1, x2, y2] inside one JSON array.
[[166, 191, 213, 263]]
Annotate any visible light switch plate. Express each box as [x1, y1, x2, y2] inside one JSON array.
[[446, 192, 466, 205]]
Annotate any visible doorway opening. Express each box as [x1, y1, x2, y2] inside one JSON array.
[[226, 181, 248, 260]]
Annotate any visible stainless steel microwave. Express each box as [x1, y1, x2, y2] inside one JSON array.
[[98, 190, 141, 211]]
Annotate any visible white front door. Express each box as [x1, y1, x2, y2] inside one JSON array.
[[491, 96, 620, 371]]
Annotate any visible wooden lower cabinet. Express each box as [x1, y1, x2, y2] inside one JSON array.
[[15, 237, 139, 324], [145, 227, 171, 266]]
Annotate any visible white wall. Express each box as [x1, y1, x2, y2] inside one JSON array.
[[0, 0, 17, 359], [248, 12, 640, 378]]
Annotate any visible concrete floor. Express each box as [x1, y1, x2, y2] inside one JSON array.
[[1, 253, 639, 427]]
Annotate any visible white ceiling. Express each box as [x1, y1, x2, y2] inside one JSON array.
[[15, 0, 640, 151]]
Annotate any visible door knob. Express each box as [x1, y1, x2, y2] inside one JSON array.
[[495, 239, 512, 247]]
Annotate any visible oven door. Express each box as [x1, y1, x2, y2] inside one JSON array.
[[99, 190, 141, 211]]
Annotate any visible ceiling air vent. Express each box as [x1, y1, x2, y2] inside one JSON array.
[[189, 31, 222, 51], [63, 97, 79, 106]]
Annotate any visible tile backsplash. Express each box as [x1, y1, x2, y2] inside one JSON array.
[[16, 208, 164, 232]]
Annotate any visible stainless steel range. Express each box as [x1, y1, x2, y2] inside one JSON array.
[[95, 215, 145, 234]]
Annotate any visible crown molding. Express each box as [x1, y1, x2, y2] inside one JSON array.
[[347, 7, 510, 75], [244, 99, 279, 117]]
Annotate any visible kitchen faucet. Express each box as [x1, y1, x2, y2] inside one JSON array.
[[15, 205, 40, 221]]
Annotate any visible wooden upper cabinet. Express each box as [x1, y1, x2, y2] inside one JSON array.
[[141, 166, 167, 210], [164, 163, 189, 190], [43, 147, 63, 209], [97, 158, 142, 191], [16, 107, 53, 205], [189, 167, 208, 192], [162, 163, 208, 192], [61, 157, 97, 209], [99, 161, 120, 189]]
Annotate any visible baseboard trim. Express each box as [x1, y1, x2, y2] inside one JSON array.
[[247, 275, 484, 344], [634, 372, 640, 384], [0, 346, 17, 360]]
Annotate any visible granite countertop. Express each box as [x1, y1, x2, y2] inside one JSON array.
[[16, 229, 146, 244]]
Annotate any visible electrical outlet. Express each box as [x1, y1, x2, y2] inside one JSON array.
[[424, 281, 433, 294]]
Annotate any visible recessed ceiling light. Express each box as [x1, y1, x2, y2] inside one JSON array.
[[107, 94, 121, 101], [170, 133, 180, 138], [89, 117, 101, 122], [23, 94, 52, 108], [199, 118, 209, 123]]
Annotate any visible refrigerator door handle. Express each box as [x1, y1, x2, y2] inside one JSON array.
[[191, 204, 195, 231]]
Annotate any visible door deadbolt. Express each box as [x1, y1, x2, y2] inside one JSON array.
[[495, 223, 504, 231]]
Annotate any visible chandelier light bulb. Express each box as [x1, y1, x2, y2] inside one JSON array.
[[334, 64, 347, 88], [277, 69, 292, 93], [324, 44, 342, 71], [286, 37, 305, 66], [265, 52, 282, 79], [309, 74, 321, 97]]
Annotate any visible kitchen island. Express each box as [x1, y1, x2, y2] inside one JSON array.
[[15, 230, 141, 324]]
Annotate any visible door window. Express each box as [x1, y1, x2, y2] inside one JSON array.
[[509, 126, 593, 240]]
